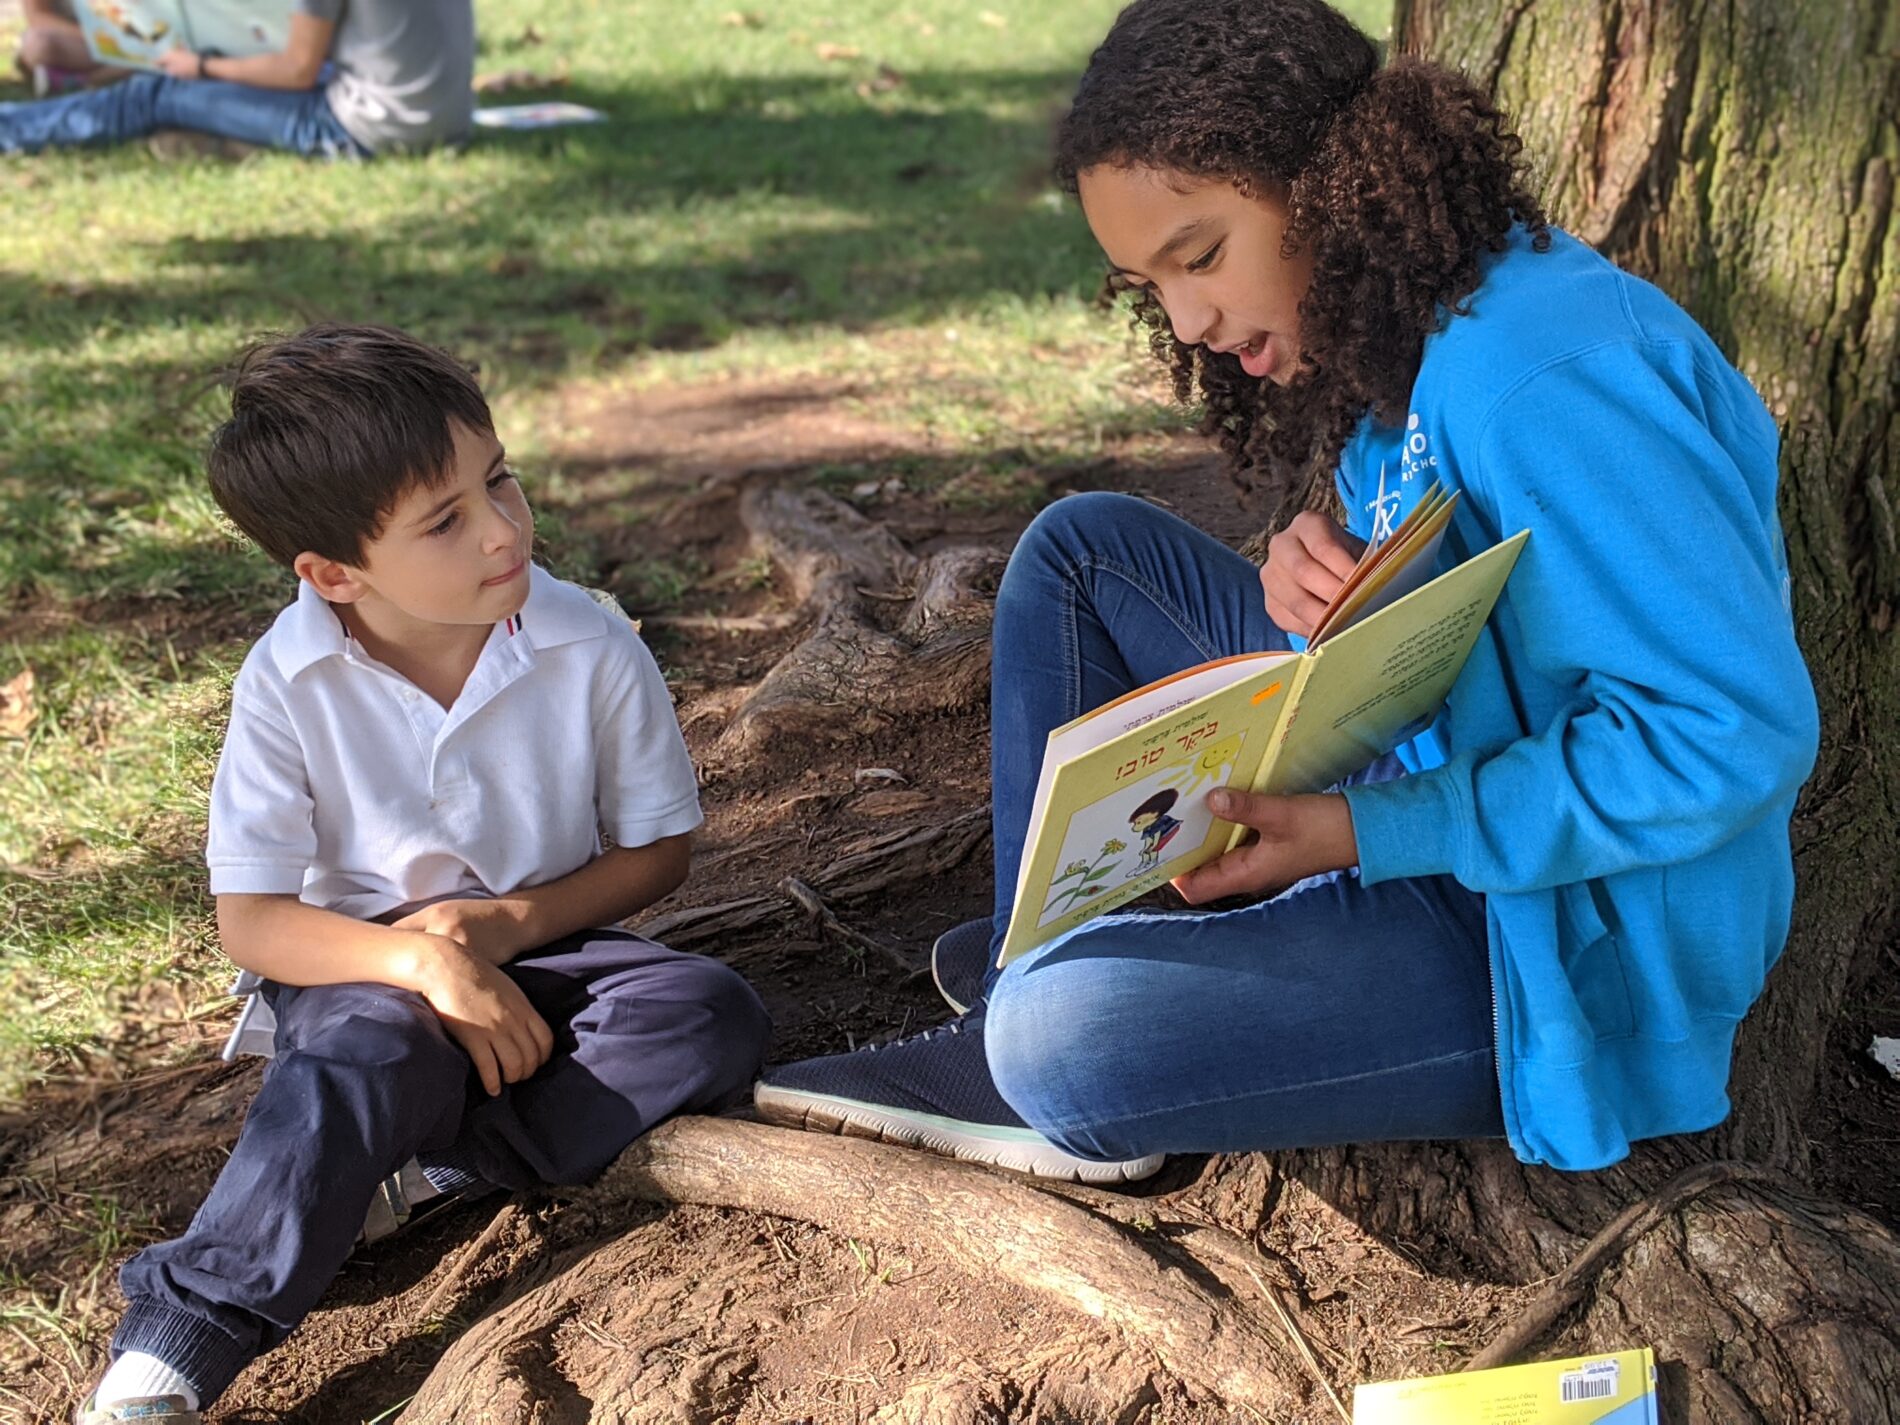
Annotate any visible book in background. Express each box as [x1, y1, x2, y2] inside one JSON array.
[[73, 0, 293, 71], [998, 485, 1528, 966], [472, 103, 609, 131], [1352, 1347, 1659, 1423]]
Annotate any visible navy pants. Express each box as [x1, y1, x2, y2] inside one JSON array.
[[113, 931, 770, 1403]]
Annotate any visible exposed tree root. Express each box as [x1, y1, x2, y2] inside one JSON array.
[[640, 806, 991, 951], [406, 1116, 1900, 1421], [1464, 1159, 1791, 1369], [409, 1118, 1330, 1420], [680, 485, 1000, 766]]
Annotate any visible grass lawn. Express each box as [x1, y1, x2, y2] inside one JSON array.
[[0, 0, 1391, 1100]]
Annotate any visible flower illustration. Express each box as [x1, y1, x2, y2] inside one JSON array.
[[1102, 838, 1127, 854]]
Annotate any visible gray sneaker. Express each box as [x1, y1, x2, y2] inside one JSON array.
[[359, 1158, 500, 1246]]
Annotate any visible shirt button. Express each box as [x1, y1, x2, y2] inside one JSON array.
[[402, 690, 418, 703]]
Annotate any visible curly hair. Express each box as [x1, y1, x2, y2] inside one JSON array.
[[1054, 0, 1549, 507]]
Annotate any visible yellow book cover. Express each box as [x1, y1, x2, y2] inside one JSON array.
[[1352, 1348, 1659, 1424], [996, 505, 1528, 967]]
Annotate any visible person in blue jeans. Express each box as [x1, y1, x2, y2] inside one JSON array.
[[755, 0, 1819, 1183], [0, 0, 472, 158]]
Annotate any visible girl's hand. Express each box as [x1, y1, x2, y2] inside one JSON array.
[[158, 46, 204, 79], [412, 936, 555, 1096], [1172, 790, 1357, 903], [1261, 512, 1368, 639]]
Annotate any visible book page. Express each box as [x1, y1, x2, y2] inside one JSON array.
[[74, 0, 187, 68], [1000, 660, 1297, 965], [1310, 486, 1458, 645], [1253, 532, 1528, 799], [182, 1, 294, 58], [1312, 495, 1459, 645]]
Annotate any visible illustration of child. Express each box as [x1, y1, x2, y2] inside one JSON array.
[[1126, 789, 1183, 876]]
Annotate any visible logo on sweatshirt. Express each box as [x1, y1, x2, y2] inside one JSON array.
[[1364, 414, 1444, 543], [1399, 412, 1439, 484]]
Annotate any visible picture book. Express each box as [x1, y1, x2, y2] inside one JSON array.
[[73, 0, 292, 70], [1352, 1347, 1660, 1423], [473, 103, 610, 130], [998, 485, 1528, 966]]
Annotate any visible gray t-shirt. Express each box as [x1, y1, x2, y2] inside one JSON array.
[[300, 0, 474, 152]]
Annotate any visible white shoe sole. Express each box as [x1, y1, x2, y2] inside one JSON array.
[[754, 1084, 1165, 1185]]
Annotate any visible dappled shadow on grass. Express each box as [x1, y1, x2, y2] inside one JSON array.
[[0, 66, 1112, 601], [2, 68, 1102, 372]]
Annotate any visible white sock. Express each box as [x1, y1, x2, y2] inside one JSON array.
[[95, 1351, 200, 1412]]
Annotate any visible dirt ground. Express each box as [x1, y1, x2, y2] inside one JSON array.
[[4, 376, 1897, 1424]]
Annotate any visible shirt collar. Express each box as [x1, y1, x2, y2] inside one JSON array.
[[268, 564, 601, 681]]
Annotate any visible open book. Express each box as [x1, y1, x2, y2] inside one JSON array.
[[73, 0, 292, 69], [998, 486, 1528, 966]]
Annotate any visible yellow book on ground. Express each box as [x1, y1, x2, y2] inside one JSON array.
[[1351, 1348, 1660, 1423], [997, 490, 1527, 967]]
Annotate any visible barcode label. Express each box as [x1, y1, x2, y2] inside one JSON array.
[[1558, 1358, 1621, 1404]]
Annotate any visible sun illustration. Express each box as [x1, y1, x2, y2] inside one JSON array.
[[1159, 733, 1243, 798]]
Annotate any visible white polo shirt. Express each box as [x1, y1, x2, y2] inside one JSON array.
[[206, 566, 703, 921]]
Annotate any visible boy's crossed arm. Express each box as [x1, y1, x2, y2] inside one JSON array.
[[389, 834, 692, 966], [220, 833, 693, 1097]]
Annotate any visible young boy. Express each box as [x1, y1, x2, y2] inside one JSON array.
[[77, 324, 771, 1424]]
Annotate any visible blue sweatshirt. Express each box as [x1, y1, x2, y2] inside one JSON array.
[[1335, 226, 1819, 1170]]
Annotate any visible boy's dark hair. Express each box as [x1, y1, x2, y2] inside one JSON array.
[[1132, 789, 1179, 820], [1055, 0, 1548, 506], [207, 323, 495, 569]]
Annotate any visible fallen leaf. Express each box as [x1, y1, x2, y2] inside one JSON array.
[[1873, 1036, 1900, 1081], [814, 41, 862, 61], [473, 68, 565, 95], [0, 668, 37, 739], [517, 23, 544, 45], [854, 767, 909, 787], [855, 63, 905, 97], [720, 10, 765, 27], [978, 10, 1008, 28]]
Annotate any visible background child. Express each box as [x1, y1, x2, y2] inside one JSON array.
[[78, 324, 769, 1424], [756, 0, 1817, 1183], [1, 0, 473, 157]]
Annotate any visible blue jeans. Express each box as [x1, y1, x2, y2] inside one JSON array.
[[983, 492, 1502, 1158], [0, 73, 365, 156]]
